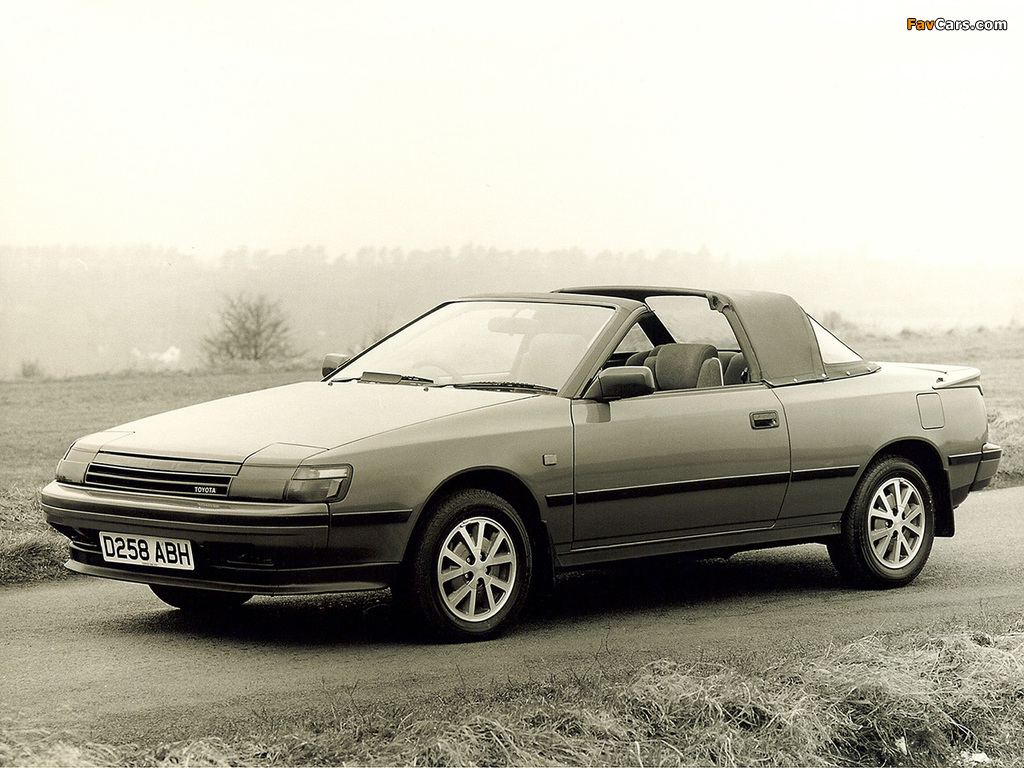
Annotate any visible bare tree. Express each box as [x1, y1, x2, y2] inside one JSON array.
[[203, 292, 294, 364], [352, 302, 396, 354]]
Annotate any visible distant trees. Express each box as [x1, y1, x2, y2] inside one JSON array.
[[203, 292, 295, 365], [353, 302, 396, 354]]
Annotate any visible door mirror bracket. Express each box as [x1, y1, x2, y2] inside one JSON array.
[[321, 353, 349, 379]]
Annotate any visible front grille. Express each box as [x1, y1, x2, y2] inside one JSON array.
[[82, 452, 240, 498]]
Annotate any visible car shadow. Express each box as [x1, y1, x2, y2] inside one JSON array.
[[103, 588, 405, 646], [532, 545, 843, 624], [95, 544, 843, 646]]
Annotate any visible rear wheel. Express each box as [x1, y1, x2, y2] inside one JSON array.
[[401, 489, 532, 641], [828, 456, 935, 588], [150, 584, 253, 611]]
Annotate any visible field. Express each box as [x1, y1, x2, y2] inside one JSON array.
[[1, 327, 1021, 586], [1, 329, 1022, 766]]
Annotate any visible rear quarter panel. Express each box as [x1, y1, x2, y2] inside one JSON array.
[[773, 365, 986, 523], [935, 385, 991, 495]]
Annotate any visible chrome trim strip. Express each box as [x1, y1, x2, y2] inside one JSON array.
[[545, 493, 574, 508], [553, 466, 856, 510], [571, 525, 770, 554], [330, 509, 412, 526], [948, 451, 983, 466], [46, 505, 330, 529], [575, 471, 790, 505], [790, 465, 859, 482]]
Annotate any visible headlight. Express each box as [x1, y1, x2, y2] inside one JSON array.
[[55, 442, 76, 476], [284, 464, 352, 503], [55, 442, 96, 484]]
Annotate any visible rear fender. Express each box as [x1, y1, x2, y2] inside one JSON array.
[[866, 439, 954, 537]]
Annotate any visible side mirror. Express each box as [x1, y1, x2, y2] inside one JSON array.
[[582, 366, 656, 401], [321, 353, 349, 379]]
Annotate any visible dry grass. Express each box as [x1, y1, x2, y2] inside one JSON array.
[[986, 410, 1023, 488], [3, 626, 1023, 767], [0, 485, 70, 585]]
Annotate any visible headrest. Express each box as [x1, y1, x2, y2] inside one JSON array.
[[654, 343, 717, 390]]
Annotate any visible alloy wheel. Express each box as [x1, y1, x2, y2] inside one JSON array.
[[867, 477, 925, 569], [436, 516, 518, 623]]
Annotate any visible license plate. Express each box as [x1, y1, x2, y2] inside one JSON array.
[[99, 532, 195, 571]]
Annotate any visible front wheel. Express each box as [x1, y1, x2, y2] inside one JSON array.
[[400, 489, 532, 642], [828, 456, 936, 589], [150, 584, 253, 611]]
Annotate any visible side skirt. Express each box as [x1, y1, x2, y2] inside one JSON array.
[[556, 515, 841, 568]]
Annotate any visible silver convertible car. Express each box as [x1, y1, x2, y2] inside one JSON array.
[[43, 287, 1001, 640]]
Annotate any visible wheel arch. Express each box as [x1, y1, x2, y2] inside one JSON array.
[[404, 467, 555, 585], [864, 438, 954, 537]]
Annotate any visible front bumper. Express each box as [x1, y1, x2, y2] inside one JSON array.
[[42, 481, 400, 593]]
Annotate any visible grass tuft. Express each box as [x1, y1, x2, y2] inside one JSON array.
[[0, 722, 121, 768], [987, 409, 1022, 488], [7, 628, 1024, 766], [0, 486, 70, 584]]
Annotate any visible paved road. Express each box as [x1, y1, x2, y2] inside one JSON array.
[[2, 487, 1022, 745]]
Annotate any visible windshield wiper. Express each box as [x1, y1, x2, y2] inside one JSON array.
[[451, 381, 557, 393], [361, 371, 435, 385], [330, 371, 435, 386]]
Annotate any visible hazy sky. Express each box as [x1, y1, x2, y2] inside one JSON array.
[[1, 1, 1021, 266]]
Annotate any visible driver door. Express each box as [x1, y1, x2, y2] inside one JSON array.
[[570, 384, 790, 549]]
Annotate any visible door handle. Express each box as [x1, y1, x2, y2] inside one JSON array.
[[750, 410, 779, 430]]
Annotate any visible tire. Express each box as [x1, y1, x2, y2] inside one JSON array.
[[150, 584, 253, 611], [401, 488, 532, 642], [828, 455, 936, 589]]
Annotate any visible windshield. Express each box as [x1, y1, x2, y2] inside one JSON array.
[[334, 300, 614, 391]]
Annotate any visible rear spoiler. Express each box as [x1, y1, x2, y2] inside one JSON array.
[[877, 362, 983, 392], [933, 366, 982, 391]]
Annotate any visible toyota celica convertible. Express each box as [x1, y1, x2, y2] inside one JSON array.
[[43, 287, 1001, 640]]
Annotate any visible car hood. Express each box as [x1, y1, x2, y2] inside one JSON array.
[[85, 381, 533, 464]]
